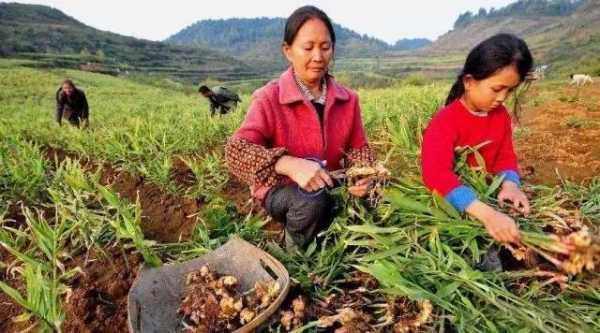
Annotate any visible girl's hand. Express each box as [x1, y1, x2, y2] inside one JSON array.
[[348, 177, 374, 197], [466, 200, 521, 244], [498, 181, 530, 216], [482, 210, 522, 244], [275, 156, 333, 192]]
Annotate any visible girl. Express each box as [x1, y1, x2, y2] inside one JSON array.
[[422, 33, 533, 244], [224, 6, 374, 249]]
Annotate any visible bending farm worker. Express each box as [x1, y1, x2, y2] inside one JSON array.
[[199, 85, 241, 116], [55, 79, 89, 128]]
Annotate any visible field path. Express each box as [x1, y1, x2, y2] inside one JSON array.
[[515, 81, 600, 185]]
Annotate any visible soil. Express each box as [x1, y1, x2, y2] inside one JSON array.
[[3, 203, 56, 231], [7, 82, 597, 333], [0, 293, 22, 332], [221, 177, 253, 216], [62, 249, 142, 333], [0, 249, 29, 333], [0, 148, 249, 333], [104, 166, 201, 243], [219, 172, 283, 235], [276, 272, 430, 332], [44, 146, 81, 164], [0, 148, 206, 333], [1, 247, 142, 333], [44, 147, 203, 243], [515, 82, 600, 185], [170, 156, 197, 189], [3, 203, 27, 229], [1, 205, 59, 333]]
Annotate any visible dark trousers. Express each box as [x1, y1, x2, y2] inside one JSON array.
[[58, 108, 82, 127], [210, 102, 237, 117], [264, 184, 336, 248]]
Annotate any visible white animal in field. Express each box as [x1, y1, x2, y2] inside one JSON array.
[[535, 65, 549, 80], [570, 74, 593, 86], [525, 65, 549, 81]]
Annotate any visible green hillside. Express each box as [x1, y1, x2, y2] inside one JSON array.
[[0, 3, 259, 82], [335, 0, 600, 81], [419, 0, 600, 77], [2, 0, 598, 84], [166, 17, 430, 73], [165, 0, 600, 82]]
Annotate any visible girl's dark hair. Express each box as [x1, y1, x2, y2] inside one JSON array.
[[445, 33, 533, 105], [283, 6, 336, 49]]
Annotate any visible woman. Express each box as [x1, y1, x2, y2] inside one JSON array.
[[225, 6, 375, 248]]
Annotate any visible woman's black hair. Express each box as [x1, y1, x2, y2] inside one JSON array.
[[283, 5, 336, 48], [61, 79, 76, 89], [198, 85, 211, 94], [446, 33, 533, 105]]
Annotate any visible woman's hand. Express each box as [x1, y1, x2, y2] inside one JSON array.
[[498, 181, 530, 216], [466, 200, 521, 244], [348, 177, 374, 197], [275, 156, 333, 192]]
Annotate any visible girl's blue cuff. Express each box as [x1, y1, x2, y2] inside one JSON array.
[[445, 185, 477, 213], [498, 170, 521, 186]]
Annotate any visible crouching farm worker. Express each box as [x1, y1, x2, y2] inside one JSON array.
[[56, 79, 89, 128], [199, 85, 241, 116], [421, 33, 534, 246], [569, 74, 593, 87], [224, 6, 375, 249]]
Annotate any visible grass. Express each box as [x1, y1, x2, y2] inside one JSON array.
[[349, 171, 600, 331], [0, 208, 81, 333], [0, 137, 48, 207], [1, 59, 599, 332], [0, 62, 246, 190], [180, 152, 229, 200], [585, 97, 599, 112], [562, 116, 585, 128], [96, 183, 162, 267]]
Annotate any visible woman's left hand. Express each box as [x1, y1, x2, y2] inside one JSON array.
[[497, 181, 530, 216], [348, 177, 374, 197]]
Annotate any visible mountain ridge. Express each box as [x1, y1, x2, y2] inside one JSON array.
[[0, 2, 259, 82]]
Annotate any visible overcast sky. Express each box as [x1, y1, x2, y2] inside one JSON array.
[[4, 0, 516, 43]]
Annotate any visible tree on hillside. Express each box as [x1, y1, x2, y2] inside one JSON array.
[[166, 17, 391, 59], [95, 49, 105, 63], [453, 0, 585, 28], [80, 48, 92, 61], [454, 11, 474, 28]]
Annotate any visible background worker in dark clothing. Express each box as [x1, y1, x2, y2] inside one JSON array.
[[198, 85, 241, 116], [56, 79, 89, 128]]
